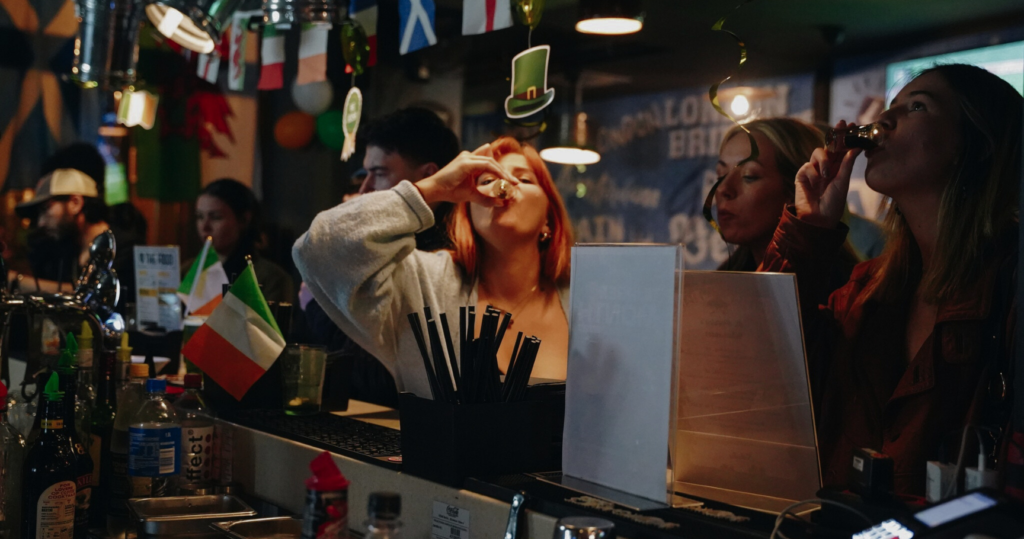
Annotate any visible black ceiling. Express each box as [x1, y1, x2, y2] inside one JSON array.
[[372, 0, 1024, 102]]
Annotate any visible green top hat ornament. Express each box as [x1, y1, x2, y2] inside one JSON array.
[[505, 45, 556, 119]]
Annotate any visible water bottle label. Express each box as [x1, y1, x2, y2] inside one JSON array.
[[128, 426, 181, 477], [182, 425, 215, 483], [36, 480, 76, 539]]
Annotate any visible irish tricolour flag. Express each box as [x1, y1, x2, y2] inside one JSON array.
[[178, 237, 228, 317], [183, 262, 286, 400]]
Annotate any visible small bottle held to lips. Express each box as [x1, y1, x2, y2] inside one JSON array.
[[826, 123, 882, 155]]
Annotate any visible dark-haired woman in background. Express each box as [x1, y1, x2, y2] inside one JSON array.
[[194, 179, 295, 304], [763, 64, 1022, 496]]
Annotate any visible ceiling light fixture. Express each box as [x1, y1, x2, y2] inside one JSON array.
[[540, 78, 601, 166], [576, 0, 643, 36]]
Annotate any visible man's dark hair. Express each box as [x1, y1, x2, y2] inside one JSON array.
[[363, 108, 461, 168], [42, 143, 108, 224]]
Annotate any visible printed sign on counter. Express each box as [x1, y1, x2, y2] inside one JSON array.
[[431, 501, 469, 539], [134, 246, 181, 331]]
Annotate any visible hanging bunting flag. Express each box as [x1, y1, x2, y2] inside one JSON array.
[[228, 10, 262, 91], [197, 53, 221, 83], [258, 25, 286, 90], [463, 0, 512, 35], [297, 23, 331, 85], [399, 0, 437, 55], [349, 0, 378, 66]]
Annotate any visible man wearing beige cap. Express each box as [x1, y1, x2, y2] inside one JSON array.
[[12, 168, 114, 292]]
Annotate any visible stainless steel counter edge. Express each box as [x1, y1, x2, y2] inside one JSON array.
[[224, 419, 560, 539]]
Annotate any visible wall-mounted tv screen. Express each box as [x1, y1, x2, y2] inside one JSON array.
[[886, 40, 1024, 101]]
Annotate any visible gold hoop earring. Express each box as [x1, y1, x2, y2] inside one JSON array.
[[540, 231, 551, 243]]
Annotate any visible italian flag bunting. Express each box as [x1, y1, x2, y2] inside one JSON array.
[[258, 25, 286, 90], [183, 262, 286, 400]]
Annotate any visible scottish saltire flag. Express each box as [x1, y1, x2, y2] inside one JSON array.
[[178, 237, 229, 317], [257, 25, 286, 90], [183, 262, 285, 400], [296, 23, 330, 84], [349, 0, 378, 66], [399, 0, 436, 55], [462, 0, 511, 35]]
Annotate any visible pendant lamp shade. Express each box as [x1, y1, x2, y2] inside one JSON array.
[[540, 111, 601, 166], [145, 0, 248, 53], [576, 0, 643, 35]]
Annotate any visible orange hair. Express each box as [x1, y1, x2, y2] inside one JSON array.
[[447, 137, 573, 287]]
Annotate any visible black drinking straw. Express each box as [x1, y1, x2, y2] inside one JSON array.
[[501, 332, 525, 401], [426, 317, 455, 403], [440, 313, 461, 399], [512, 338, 541, 402], [407, 312, 440, 400]]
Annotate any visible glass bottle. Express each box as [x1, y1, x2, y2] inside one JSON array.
[[22, 373, 76, 539], [88, 351, 117, 528], [175, 374, 215, 493], [75, 323, 96, 444], [826, 123, 882, 154], [0, 382, 25, 539], [128, 379, 181, 498], [56, 350, 94, 539]]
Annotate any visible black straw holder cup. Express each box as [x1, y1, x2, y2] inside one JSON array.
[[398, 384, 565, 487]]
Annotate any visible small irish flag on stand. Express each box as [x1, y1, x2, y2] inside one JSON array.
[[183, 260, 286, 400], [178, 237, 229, 317]]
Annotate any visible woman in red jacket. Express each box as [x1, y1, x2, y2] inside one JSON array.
[[761, 64, 1022, 496]]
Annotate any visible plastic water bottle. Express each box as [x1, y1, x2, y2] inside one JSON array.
[[106, 364, 149, 539], [128, 379, 181, 498], [175, 374, 215, 493]]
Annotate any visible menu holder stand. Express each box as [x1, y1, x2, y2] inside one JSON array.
[[398, 383, 564, 487]]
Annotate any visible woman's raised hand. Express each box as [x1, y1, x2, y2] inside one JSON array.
[[415, 144, 518, 208], [793, 121, 862, 228]]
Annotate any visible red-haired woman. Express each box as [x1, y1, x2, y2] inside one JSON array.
[[294, 137, 574, 398]]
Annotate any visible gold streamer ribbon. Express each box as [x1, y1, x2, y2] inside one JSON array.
[[703, 0, 759, 234]]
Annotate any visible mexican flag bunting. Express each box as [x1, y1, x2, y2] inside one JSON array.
[[182, 262, 286, 400]]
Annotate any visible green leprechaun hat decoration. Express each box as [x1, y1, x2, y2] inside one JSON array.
[[505, 45, 556, 119]]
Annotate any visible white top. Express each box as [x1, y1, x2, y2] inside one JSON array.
[[293, 180, 569, 397]]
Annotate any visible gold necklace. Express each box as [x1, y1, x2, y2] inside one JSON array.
[[480, 282, 540, 327]]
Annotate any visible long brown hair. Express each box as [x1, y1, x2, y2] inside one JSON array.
[[447, 137, 574, 286], [866, 64, 1022, 303]]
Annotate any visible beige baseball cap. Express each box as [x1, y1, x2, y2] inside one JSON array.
[[16, 168, 100, 217]]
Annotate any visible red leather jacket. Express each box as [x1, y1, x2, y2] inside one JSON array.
[[762, 208, 1020, 497]]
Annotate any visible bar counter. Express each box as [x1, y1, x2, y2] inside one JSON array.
[[224, 401, 783, 539]]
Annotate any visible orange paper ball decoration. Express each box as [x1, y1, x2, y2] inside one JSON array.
[[274, 112, 316, 149]]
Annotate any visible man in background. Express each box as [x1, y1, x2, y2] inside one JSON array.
[[301, 107, 460, 405]]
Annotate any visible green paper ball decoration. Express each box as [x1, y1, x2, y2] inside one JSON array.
[[341, 19, 371, 76], [316, 110, 346, 151]]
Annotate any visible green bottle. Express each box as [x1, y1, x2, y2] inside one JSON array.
[[88, 350, 117, 528], [22, 373, 76, 539]]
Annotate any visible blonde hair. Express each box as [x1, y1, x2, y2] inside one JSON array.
[[866, 64, 1022, 304], [720, 118, 825, 196]]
